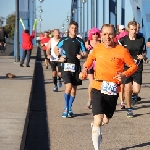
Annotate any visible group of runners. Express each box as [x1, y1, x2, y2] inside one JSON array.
[[39, 20, 150, 150]]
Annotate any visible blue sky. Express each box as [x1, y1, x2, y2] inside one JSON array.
[[1, 0, 71, 32], [1, 0, 133, 31]]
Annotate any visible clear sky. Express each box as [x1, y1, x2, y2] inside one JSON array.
[[0, 0, 72, 32], [1, 0, 133, 31]]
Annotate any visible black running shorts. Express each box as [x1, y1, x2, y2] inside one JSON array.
[[92, 88, 119, 118], [50, 61, 62, 72], [61, 64, 82, 86], [88, 68, 94, 74], [122, 71, 142, 85]]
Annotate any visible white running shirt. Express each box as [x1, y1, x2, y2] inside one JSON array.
[[50, 38, 62, 61]]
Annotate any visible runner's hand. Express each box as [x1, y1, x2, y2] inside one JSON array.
[[79, 72, 87, 80], [113, 72, 125, 82], [76, 54, 82, 59], [47, 55, 51, 59], [137, 54, 144, 60]]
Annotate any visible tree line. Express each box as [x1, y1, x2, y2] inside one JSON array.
[[4, 13, 15, 39]]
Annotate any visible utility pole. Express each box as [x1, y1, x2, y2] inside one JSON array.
[[15, 0, 20, 62]]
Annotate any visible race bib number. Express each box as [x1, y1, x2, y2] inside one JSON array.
[[101, 81, 118, 95], [64, 63, 75, 72]]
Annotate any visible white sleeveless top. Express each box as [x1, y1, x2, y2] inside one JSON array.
[[50, 38, 62, 61]]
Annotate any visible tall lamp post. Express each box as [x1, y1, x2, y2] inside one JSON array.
[[15, 0, 19, 62], [0, 17, 5, 27], [37, 0, 44, 33], [82, 0, 86, 38]]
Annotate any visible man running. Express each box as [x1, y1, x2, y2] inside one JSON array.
[[54, 21, 87, 118], [40, 31, 50, 69], [118, 21, 146, 117], [46, 29, 62, 92], [81, 24, 137, 150]]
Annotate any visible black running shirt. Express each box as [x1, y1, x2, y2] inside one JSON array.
[[118, 34, 146, 71], [57, 37, 86, 64], [148, 38, 150, 42]]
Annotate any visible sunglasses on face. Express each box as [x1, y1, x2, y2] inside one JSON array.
[[92, 32, 99, 35]]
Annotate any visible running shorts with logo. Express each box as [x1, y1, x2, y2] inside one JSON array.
[[83, 43, 138, 117]]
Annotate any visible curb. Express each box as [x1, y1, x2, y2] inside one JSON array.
[[20, 47, 38, 150]]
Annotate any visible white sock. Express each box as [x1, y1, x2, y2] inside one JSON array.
[[92, 126, 102, 150]]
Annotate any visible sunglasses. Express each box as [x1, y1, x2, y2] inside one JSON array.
[[92, 32, 99, 35]]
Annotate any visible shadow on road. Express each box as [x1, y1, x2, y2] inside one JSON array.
[[24, 47, 50, 150], [120, 141, 150, 150]]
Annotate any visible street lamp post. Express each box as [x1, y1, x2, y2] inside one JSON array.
[[82, 0, 86, 39], [15, 0, 19, 62], [37, 0, 44, 33], [87, 0, 88, 32], [80, 0, 82, 36], [0, 17, 5, 27]]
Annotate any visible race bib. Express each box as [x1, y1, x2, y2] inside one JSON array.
[[64, 63, 75, 72], [101, 81, 118, 95]]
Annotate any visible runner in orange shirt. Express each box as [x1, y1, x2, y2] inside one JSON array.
[[80, 24, 138, 150]]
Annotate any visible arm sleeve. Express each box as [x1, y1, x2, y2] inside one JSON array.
[[80, 39, 86, 52], [84, 48, 96, 69], [57, 38, 64, 48], [148, 38, 150, 42], [142, 37, 147, 53], [123, 48, 138, 77], [30, 31, 35, 39]]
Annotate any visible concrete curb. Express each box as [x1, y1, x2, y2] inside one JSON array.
[[19, 47, 37, 150]]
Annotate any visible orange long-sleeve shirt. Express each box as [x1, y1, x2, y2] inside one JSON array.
[[84, 43, 138, 91]]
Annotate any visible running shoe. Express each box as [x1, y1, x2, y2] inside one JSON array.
[[53, 86, 58, 92], [57, 80, 62, 88], [127, 109, 134, 118], [137, 96, 141, 101], [131, 95, 138, 106], [46, 66, 48, 69], [121, 102, 125, 109], [62, 108, 68, 118], [85, 100, 92, 109], [68, 109, 75, 118]]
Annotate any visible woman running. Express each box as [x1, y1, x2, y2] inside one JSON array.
[[85, 28, 101, 108]]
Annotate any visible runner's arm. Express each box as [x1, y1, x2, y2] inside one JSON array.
[[54, 38, 64, 57], [46, 40, 51, 56], [80, 40, 87, 57], [142, 37, 147, 56], [83, 49, 96, 69], [123, 48, 138, 77]]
